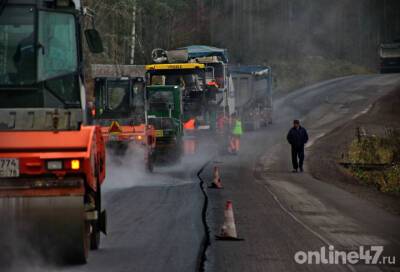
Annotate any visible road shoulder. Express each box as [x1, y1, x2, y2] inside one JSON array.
[[308, 87, 400, 215]]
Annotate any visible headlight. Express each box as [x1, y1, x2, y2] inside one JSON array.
[[47, 160, 63, 170]]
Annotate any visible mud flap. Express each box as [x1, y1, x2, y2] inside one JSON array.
[[99, 210, 107, 235]]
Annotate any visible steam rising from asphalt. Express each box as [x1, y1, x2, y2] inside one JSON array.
[[0, 210, 57, 272], [103, 144, 152, 190], [0, 137, 217, 272], [104, 139, 218, 191]]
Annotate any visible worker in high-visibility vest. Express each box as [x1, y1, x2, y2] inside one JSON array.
[[229, 113, 243, 154]]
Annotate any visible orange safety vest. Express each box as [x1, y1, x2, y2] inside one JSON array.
[[184, 118, 196, 130]]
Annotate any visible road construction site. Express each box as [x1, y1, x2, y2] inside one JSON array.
[[2, 74, 399, 272], [74, 74, 400, 272], [202, 74, 400, 272], [1, 2, 400, 271]]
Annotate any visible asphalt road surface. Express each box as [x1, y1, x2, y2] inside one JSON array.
[[203, 74, 400, 272], [4, 146, 215, 272], [4, 74, 400, 272]]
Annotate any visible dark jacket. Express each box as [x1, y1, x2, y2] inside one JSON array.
[[287, 126, 309, 149]]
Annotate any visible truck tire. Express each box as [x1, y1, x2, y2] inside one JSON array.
[[66, 218, 90, 264], [90, 179, 101, 250], [61, 197, 90, 264], [76, 221, 90, 263], [90, 219, 101, 250]]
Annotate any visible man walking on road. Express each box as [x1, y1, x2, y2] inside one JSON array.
[[287, 120, 309, 172]]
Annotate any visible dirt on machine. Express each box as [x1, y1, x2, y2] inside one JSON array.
[[0, 0, 106, 264], [89, 65, 156, 172]]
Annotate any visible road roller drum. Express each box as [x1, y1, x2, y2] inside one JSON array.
[[0, 196, 89, 266]]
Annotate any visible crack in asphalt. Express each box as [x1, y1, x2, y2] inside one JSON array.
[[196, 159, 213, 272]]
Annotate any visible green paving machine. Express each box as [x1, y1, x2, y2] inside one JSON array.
[[145, 84, 183, 163]]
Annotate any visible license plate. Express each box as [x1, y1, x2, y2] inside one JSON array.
[[155, 130, 164, 137], [0, 158, 19, 178]]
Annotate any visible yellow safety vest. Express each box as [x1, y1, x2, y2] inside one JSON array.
[[232, 120, 243, 135]]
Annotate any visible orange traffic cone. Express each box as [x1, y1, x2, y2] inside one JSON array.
[[209, 166, 223, 189], [216, 201, 243, 241]]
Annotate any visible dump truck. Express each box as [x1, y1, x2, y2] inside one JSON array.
[[0, 0, 106, 263], [145, 83, 183, 163], [379, 41, 400, 73], [229, 65, 273, 130], [90, 67, 156, 172]]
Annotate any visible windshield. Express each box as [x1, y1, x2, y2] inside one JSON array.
[[148, 91, 174, 112], [380, 47, 400, 58], [0, 7, 81, 108], [148, 118, 175, 130], [107, 80, 130, 112], [0, 6, 35, 85], [132, 81, 145, 107], [149, 70, 205, 91], [95, 79, 146, 120], [0, 7, 78, 85], [38, 11, 78, 81]]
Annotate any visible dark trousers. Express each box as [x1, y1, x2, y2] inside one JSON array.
[[291, 146, 304, 170]]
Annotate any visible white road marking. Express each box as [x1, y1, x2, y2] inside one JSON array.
[[257, 179, 385, 272], [305, 132, 326, 148], [261, 183, 357, 272], [351, 104, 373, 120], [305, 103, 372, 149]]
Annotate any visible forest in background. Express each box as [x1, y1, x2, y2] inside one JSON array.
[[83, 0, 400, 91]]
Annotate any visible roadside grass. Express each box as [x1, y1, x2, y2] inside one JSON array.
[[270, 56, 372, 94], [347, 129, 400, 194]]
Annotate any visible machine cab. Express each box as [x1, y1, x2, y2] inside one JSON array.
[[92, 77, 146, 126], [0, 0, 102, 131], [145, 63, 210, 121]]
